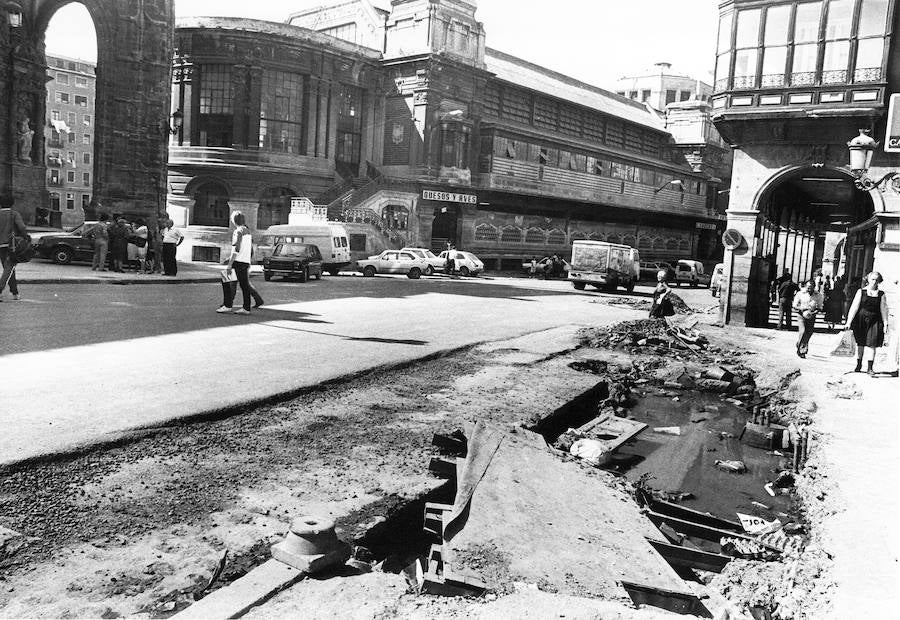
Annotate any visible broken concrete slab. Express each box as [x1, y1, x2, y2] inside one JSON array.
[[474, 325, 586, 358], [441, 428, 696, 604]]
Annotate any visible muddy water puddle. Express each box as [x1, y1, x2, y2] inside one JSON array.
[[612, 390, 793, 522]]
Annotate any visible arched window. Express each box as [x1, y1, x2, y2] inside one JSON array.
[[257, 188, 292, 230], [679, 239, 691, 252], [525, 227, 545, 244], [474, 223, 499, 242], [500, 226, 522, 244], [622, 234, 637, 247], [653, 238, 667, 251], [589, 232, 604, 241], [547, 229, 566, 245], [666, 238, 679, 251], [191, 182, 230, 227], [638, 236, 653, 249], [570, 230, 587, 241], [382, 205, 409, 230], [607, 233, 621, 244]]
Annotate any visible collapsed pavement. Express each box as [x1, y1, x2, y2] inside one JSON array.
[[0, 315, 844, 619]]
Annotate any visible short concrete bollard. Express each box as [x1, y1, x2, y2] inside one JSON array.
[[270, 516, 350, 574]]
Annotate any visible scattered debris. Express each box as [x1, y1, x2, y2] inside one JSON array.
[[654, 426, 682, 436], [825, 377, 863, 400], [736, 513, 782, 535], [715, 460, 747, 474], [193, 551, 229, 601]]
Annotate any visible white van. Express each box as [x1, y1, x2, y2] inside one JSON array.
[[568, 240, 640, 292], [674, 259, 711, 288], [256, 223, 351, 275]]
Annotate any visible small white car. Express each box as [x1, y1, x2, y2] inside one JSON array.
[[357, 250, 429, 279], [438, 250, 484, 276], [674, 259, 711, 288], [400, 247, 444, 276]]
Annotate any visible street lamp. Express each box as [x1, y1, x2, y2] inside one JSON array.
[[848, 129, 898, 191], [162, 109, 184, 136], [3, 2, 23, 27]]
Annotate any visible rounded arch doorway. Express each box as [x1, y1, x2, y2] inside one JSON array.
[[191, 181, 230, 227]]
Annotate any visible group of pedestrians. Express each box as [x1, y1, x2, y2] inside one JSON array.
[[773, 267, 891, 372], [83, 215, 183, 276]]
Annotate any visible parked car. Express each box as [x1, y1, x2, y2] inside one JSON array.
[[710, 263, 725, 297], [438, 250, 484, 276], [357, 250, 428, 279], [262, 243, 324, 282], [400, 247, 444, 276], [34, 223, 95, 264], [674, 259, 711, 288], [639, 261, 676, 282], [521, 256, 570, 277]]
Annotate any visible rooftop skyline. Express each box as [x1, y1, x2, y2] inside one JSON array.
[[44, 0, 720, 89]]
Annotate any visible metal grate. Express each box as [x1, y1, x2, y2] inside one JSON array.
[[821, 70, 848, 85], [854, 67, 882, 83], [790, 72, 816, 86], [761, 73, 785, 87]]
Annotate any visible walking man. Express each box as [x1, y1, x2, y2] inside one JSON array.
[[162, 219, 184, 276], [777, 275, 799, 330], [793, 279, 823, 358], [0, 195, 27, 302]]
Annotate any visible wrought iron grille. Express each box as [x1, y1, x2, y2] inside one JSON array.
[[854, 67, 882, 82]]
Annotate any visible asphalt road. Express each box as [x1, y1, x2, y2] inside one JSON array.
[[1, 274, 579, 355]]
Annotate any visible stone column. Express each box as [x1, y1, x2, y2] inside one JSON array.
[[721, 209, 763, 326]]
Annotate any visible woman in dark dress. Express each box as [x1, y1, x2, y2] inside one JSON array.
[[844, 271, 890, 375], [649, 270, 675, 318]]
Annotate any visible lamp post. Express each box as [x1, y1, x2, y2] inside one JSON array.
[[162, 109, 184, 137], [848, 129, 898, 191], [2, 1, 23, 27]]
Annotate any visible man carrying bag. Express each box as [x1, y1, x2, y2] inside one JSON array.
[[0, 195, 28, 302]]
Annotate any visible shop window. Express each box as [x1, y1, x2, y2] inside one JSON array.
[[500, 226, 522, 244], [198, 65, 234, 147], [525, 228, 545, 244], [547, 229, 566, 245], [257, 187, 292, 230], [191, 181, 230, 227], [474, 223, 499, 242]]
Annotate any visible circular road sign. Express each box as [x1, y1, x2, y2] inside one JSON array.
[[722, 229, 744, 250]]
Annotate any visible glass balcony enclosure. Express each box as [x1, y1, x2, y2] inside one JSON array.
[[714, 0, 891, 92]]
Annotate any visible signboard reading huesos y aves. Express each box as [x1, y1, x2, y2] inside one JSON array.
[[422, 190, 477, 204]]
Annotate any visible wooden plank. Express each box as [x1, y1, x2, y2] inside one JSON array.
[[645, 511, 781, 552], [174, 559, 304, 620], [646, 538, 732, 574], [620, 581, 713, 618], [644, 498, 743, 533]]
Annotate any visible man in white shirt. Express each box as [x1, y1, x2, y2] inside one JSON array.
[[792, 279, 823, 358], [162, 219, 184, 276]]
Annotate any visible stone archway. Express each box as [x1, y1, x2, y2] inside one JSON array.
[[1, 0, 174, 223]]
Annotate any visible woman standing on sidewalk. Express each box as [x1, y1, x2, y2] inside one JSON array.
[[217, 211, 263, 315], [844, 271, 890, 375], [792, 279, 823, 358]]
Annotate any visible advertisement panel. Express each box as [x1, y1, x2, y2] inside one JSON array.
[[886, 94, 900, 153]]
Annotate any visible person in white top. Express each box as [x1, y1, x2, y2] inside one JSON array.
[[161, 219, 184, 276], [218, 211, 263, 315], [792, 279, 824, 358]]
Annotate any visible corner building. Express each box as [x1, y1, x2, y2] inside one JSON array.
[[167, 0, 723, 267], [712, 0, 900, 326]]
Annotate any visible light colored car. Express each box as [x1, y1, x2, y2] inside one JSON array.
[[674, 259, 711, 288], [357, 250, 428, 279], [400, 247, 444, 276], [710, 263, 725, 297], [438, 250, 484, 276]]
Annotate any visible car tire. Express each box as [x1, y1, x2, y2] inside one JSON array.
[[53, 246, 73, 265], [363, 265, 376, 277], [459, 266, 470, 277], [605, 279, 617, 293], [327, 268, 340, 276], [408, 267, 422, 279], [263, 270, 272, 281], [299, 268, 308, 283], [425, 265, 434, 276], [573, 282, 586, 290]]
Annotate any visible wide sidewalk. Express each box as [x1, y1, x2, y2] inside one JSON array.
[[710, 320, 899, 617], [10, 258, 225, 285]]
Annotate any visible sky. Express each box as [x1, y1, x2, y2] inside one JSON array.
[[45, 0, 720, 89]]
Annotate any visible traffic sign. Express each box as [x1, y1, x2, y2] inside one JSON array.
[[722, 229, 743, 250]]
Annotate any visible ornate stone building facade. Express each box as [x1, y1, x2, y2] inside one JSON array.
[[712, 0, 900, 326], [1, 0, 174, 225], [167, 0, 724, 267]]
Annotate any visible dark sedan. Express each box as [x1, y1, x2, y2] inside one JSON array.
[[34, 223, 94, 264], [262, 243, 324, 282]]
